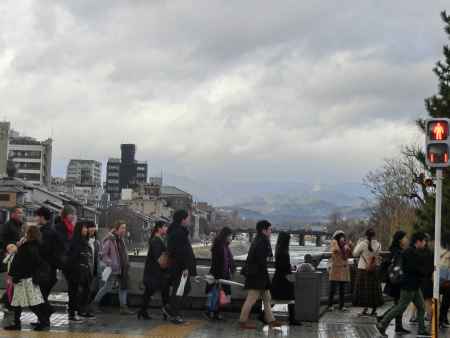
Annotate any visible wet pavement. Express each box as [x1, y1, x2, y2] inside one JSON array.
[[0, 302, 445, 337]]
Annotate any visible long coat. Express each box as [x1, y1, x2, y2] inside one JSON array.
[[244, 234, 273, 290], [166, 223, 197, 277], [206, 242, 235, 295], [383, 246, 403, 299], [143, 236, 168, 291], [271, 251, 294, 300], [329, 240, 351, 282]]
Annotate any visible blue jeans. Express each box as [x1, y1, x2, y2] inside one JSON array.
[[93, 275, 127, 307]]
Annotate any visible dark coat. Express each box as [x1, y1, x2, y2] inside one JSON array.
[[271, 251, 294, 300], [418, 248, 434, 299], [401, 246, 429, 291], [167, 223, 197, 277], [9, 240, 43, 283], [143, 236, 169, 291], [67, 238, 93, 284], [0, 218, 22, 251], [383, 246, 403, 299], [206, 242, 235, 295], [39, 222, 64, 284], [244, 234, 273, 290]]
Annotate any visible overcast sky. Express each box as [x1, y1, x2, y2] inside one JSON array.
[[0, 1, 448, 185]]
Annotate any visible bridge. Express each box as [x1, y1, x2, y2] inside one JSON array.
[[233, 226, 331, 247]]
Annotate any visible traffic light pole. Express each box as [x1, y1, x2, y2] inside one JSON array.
[[432, 168, 443, 338]]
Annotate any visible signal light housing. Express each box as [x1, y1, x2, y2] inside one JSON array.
[[425, 118, 450, 168]]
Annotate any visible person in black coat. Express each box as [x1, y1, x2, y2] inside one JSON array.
[[0, 207, 24, 252], [66, 220, 94, 319], [6, 225, 48, 331], [87, 223, 101, 303], [138, 221, 170, 320], [54, 206, 79, 320], [205, 227, 235, 320], [270, 232, 301, 326], [166, 210, 197, 324], [35, 207, 63, 327], [239, 220, 281, 330], [380, 230, 410, 335]]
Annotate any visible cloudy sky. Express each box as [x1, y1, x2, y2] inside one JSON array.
[[0, 1, 448, 187]]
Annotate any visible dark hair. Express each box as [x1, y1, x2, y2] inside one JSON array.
[[73, 220, 90, 243], [85, 221, 96, 229], [173, 210, 189, 225], [256, 220, 272, 234], [304, 254, 313, 264], [61, 205, 75, 219], [389, 230, 407, 251], [35, 207, 52, 221], [334, 232, 346, 242], [111, 220, 126, 231], [26, 224, 41, 242], [410, 232, 427, 246], [151, 221, 167, 239], [212, 227, 233, 252], [275, 232, 290, 259], [366, 228, 376, 252]]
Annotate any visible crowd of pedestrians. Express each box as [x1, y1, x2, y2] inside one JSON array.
[[1, 204, 450, 334]]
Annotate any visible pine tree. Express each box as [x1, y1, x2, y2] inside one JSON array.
[[415, 11, 450, 247]]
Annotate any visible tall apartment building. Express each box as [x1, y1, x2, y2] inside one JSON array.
[[7, 130, 52, 186], [106, 144, 148, 200], [66, 160, 102, 187]]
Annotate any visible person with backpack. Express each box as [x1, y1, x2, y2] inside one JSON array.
[[377, 232, 430, 337], [138, 221, 170, 320], [378, 230, 410, 334], [352, 229, 383, 317]]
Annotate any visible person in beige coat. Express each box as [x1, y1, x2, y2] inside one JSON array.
[[328, 230, 352, 311]]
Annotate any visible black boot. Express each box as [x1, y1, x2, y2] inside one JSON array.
[[395, 315, 410, 334], [288, 304, 302, 326], [137, 308, 152, 320]]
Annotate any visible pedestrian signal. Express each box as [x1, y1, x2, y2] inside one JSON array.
[[425, 118, 450, 168]]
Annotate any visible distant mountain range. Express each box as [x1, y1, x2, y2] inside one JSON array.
[[164, 173, 371, 225]]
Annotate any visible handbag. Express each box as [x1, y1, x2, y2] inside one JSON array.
[[157, 252, 170, 270], [388, 255, 403, 285], [362, 255, 377, 273], [219, 289, 231, 306]]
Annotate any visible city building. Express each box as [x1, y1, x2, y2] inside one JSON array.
[[160, 185, 193, 211], [106, 144, 148, 200], [0, 122, 10, 177], [66, 160, 102, 187], [7, 130, 52, 186]]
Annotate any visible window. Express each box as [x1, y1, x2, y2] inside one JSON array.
[[17, 173, 41, 182], [0, 194, 10, 202]]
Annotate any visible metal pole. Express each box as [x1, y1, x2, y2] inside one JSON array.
[[432, 169, 443, 338]]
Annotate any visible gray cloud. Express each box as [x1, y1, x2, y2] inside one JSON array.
[[0, 0, 447, 187]]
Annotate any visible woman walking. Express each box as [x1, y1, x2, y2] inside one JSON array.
[[138, 221, 170, 320], [352, 229, 383, 317], [205, 227, 235, 321], [67, 221, 95, 319], [6, 225, 49, 331], [328, 230, 352, 312], [270, 232, 302, 326], [379, 230, 410, 334], [91, 221, 133, 315]]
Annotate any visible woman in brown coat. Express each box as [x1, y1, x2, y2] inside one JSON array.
[[328, 230, 352, 311]]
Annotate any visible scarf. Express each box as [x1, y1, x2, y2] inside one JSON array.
[[115, 235, 128, 289], [64, 218, 75, 240]]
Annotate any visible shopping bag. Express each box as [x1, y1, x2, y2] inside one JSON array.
[[207, 286, 220, 312], [176, 273, 188, 296], [219, 289, 231, 306]]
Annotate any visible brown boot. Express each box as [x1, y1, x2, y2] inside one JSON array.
[[269, 320, 283, 328], [239, 321, 257, 330]]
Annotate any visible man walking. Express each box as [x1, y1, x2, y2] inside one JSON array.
[[377, 232, 430, 337], [239, 220, 282, 330], [166, 210, 197, 324]]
